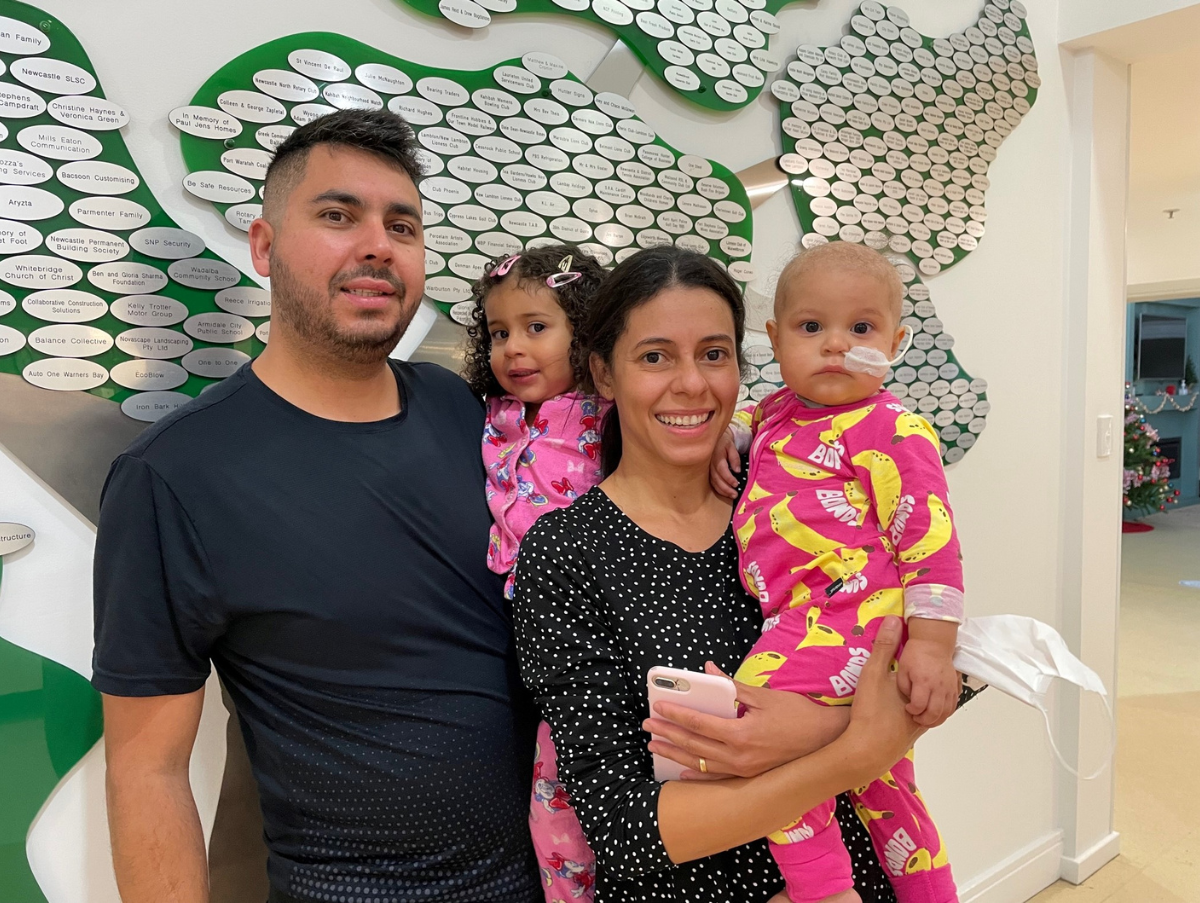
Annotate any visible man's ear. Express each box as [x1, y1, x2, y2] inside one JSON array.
[[247, 216, 274, 279], [590, 353, 615, 401]]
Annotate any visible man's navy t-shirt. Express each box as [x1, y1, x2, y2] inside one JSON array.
[[92, 361, 540, 902]]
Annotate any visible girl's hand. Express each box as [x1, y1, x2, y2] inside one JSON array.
[[709, 429, 741, 500], [644, 662, 851, 780], [841, 616, 925, 782], [897, 640, 959, 728]]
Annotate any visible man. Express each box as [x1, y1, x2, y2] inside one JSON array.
[[93, 109, 540, 903]]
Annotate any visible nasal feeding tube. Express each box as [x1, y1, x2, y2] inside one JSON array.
[[842, 326, 914, 378]]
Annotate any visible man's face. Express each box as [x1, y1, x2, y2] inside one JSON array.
[[249, 146, 425, 364]]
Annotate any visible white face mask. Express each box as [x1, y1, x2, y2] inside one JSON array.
[[843, 326, 915, 378], [953, 615, 1113, 781]]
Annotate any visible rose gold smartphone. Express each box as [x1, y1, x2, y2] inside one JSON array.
[[646, 666, 738, 782]]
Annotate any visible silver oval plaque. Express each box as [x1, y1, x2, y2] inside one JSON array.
[[252, 68, 319, 103], [0, 16, 51, 55], [181, 347, 250, 378], [0, 82, 46, 118], [69, 196, 151, 230], [355, 63, 413, 95], [116, 326, 194, 360], [168, 259, 241, 290], [0, 254, 82, 288], [47, 95, 128, 131], [323, 83, 383, 111], [0, 323, 26, 355], [11, 57, 95, 95], [183, 171, 256, 204], [45, 228, 129, 262], [88, 261, 168, 294], [287, 49, 351, 82], [214, 285, 271, 317], [18, 124, 102, 160], [0, 218, 42, 253], [220, 147, 272, 181], [129, 227, 205, 260], [256, 124, 294, 150], [29, 323, 113, 358], [169, 105, 242, 139], [23, 288, 107, 323], [0, 148, 52, 184], [184, 312, 255, 344], [0, 522, 34, 556], [110, 294, 189, 327], [217, 90, 287, 124], [56, 159, 139, 195], [121, 391, 191, 423], [110, 359, 188, 391], [224, 203, 261, 232], [0, 185, 63, 220]]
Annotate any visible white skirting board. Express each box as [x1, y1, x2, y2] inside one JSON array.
[[960, 831, 1064, 903], [1059, 831, 1121, 885]]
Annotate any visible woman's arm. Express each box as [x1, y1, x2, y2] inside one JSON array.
[[656, 616, 922, 863]]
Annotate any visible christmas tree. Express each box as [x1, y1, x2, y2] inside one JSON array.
[[1124, 387, 1181, 518]]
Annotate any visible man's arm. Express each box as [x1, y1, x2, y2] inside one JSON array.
[[104, 689, 208, 903]]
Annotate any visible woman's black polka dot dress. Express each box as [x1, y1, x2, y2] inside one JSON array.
[[512, 487, 898, 903]]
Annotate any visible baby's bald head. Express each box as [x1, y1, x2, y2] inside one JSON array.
[[774, 242, 904, 324]]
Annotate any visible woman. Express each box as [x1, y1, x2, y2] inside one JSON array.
[[511, 247, 921, 902]]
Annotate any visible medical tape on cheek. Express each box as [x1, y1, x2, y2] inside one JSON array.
[[843, 326, 914, 377]]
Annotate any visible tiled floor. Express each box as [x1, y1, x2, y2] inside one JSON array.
[[1029, 504, 1200, 902]]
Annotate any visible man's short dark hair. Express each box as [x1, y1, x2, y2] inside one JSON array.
[[262, 108, 425, 222]]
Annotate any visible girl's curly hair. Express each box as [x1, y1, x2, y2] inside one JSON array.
[[462, 244, 609, 398]]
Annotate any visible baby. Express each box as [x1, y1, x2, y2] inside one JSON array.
[[712, 243, 963, 903]]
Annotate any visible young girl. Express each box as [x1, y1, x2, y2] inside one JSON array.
[[711, 242, 963, 903], [463, 244, 608, 903]]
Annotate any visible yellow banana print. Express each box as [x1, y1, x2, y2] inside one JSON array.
[[747, 481, 772, 502], [892, 411, 940, 452], [798, 546, 870, 583], [900, 567, 930, 586], [851, 589, 904, 635], [736, 508, 758, 553], [843, 478, 870, 527], [819, 405, 875, 446], [796, 606, 846, 649], [769, 495, 844, 557], [899, 492, 953, 564], [905, 849, 933, 874], [853, 801, 895, 826], [734, 650, 787, 687], [852, 449, 903, 529], [788, 581, 811, 609], [807, 691, 853, 706], [770, 434, 832, 479]]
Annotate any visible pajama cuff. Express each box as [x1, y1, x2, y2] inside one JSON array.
[[903, 584, 964, 624], [728, 416, 753, 455]]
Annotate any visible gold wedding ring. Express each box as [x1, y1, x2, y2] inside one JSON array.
[[699, 757, 708, 774]]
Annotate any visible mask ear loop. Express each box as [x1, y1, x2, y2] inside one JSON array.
[[887, 325, 915, 367], [1039, 685, 1115, 781]]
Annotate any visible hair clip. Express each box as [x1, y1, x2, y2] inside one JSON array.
[[545, 254, 582, 289], [489, 254, 520, 277]]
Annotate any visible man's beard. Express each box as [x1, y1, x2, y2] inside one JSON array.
[[268, 255, 417, 366]]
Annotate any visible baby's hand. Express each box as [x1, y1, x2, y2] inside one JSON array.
[[710, 428, 741, 500], [897, 638, 958, 728]]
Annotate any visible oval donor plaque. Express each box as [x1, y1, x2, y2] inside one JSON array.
[[0, 148, 52, 185], [110, 358, 189, 391], [0, 219, 41, 253], [168, 259, 240, 290], [23, 358, 108, 391], [0, 16, 51, 55], [182, 347, 250, 378], [110, 294, 188, 326], [130, 227, 205, 260], [69, 196, 151, 230], [217, 90, 287, 124], [215, 285, 271, 317], [88, 261, 168, 294], [220, 147, 272, 181], [121, 391, 192, 423], [183, 171, 256, 204], [57, 160, 140, 195], [46, 228, 129, 262], [0, 82, 45, 118], [288, 49, 351, 82], [22, 288, 107, 323], [169, 105, 243, 139], [184, 312, 255, 344], [29, 323, 113, 358], [17, 124, 102, 161], [252, 69, 319, 103], [0, 522, 35, 556], [0, 323, 27, 355], [225, 203, 261, 232], [116, 327, 194, 360], [0, 185, 63, 220], [11, 57, 96, 95], [0, 254, 82, 288], [47, 95, 128, 130]]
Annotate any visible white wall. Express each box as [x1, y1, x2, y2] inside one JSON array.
[[16, 0, 1128, 900], [1059, 0, 1200, 44]]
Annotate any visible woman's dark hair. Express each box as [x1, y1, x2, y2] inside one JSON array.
[[462, 244, 608, 398], [582, 246, 747, 477]]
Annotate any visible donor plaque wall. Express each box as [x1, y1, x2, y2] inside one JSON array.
[[173, 35, 756, 325], [0, 1, 269, 424]]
